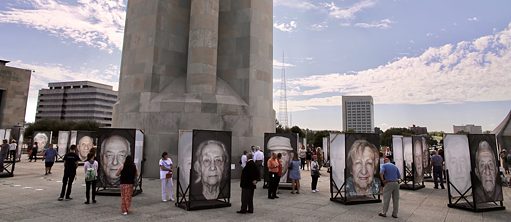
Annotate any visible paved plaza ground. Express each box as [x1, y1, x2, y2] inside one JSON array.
[[1, 156, 510, 222]]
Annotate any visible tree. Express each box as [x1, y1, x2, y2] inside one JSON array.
[[380, 127, 414, 147], [24, 119, 100, 143]]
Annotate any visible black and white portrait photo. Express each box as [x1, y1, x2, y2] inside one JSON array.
[[469, 134, 503, 204], [444, 134, 472, 196], [190, 130, 231, 201]]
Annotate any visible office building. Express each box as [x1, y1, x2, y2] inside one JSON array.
[[453, 124, 482, 134], [409, 125, 428, 135], [36, 81, 117, 126], [342, 96, 374, 133], [0, 60, 31, 128]]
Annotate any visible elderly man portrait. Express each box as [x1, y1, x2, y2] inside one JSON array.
[[267, 136, 294, 183], [345, 139, 381, 197], [473, 140, 502, 203], [191, 140, 230, 200], [100, 135, 131, 187], [77, 135, 94, 161]]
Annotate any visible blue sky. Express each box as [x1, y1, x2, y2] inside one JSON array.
[[1, 0, 510, 132]]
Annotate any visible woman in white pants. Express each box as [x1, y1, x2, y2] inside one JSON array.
[[159, 152, 174, 202]]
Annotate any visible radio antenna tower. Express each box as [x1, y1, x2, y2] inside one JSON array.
[[279, 52, 289, 128]]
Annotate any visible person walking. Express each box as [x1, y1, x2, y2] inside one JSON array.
[[44, 146, 58, 175], [430, 151, 445, 189], [379, 158, 401, 218], [59, 145, 80, 201], [159, 152, 174, 202], [237, 153, 259, 214], [299, 145, 306, 170], [310, 155, 320, 193], [8, 140, 17, 160], [267, 152, 279, 199], [84, 153, 98, 204], [240, 150, 248, 168], [116, 155, 138, 215], [29, 142, 38, 162], [289, 154, 301, 194]]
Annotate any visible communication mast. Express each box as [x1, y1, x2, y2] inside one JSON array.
[[279, 52, 289, 128]]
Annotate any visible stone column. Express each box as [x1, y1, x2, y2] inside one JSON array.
[[186, 0, 219, 94]]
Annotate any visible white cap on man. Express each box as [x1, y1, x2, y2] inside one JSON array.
[[267, 136, 293, 151]]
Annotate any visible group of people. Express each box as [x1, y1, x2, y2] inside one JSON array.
[[56, 144, 138, 215], [298, 145, 323, 171]]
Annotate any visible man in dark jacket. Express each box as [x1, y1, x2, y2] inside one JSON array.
[[58, 145, 80, 201], [237, 153, 260, 214]]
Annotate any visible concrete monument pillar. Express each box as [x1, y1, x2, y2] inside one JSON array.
[[187, 0, 219, 94], [114, 0, 275, 178]]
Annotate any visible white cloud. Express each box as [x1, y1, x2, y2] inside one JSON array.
[[277, 23, 511, 112], [0, 0, 126, 52], [10, 60, 120, 122], [273, 59, 296, 69], [468, 17, 478, 22], [310, 22, 328, 31], [274, 21, 298, 32], [354, 19, 393, 29], [324, 0, 377, 20], [274, 0, 317, 10]]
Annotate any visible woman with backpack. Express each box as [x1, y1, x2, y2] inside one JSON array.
[[116, 155, 138, 215], [84, 153, 98, 204]]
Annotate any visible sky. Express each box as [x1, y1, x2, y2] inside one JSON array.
[[1, 0, 510, 132]]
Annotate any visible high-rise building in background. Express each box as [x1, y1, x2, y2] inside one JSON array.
[[453, 124, 482, 134], [342, 96, 374, 133], [0, 60, 31, 128], [36, 81, 117, 126]]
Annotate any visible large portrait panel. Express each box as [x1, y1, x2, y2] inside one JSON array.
[[178, 130, 193, 191], [33, 131, 52, 150], [323, 137, 329, 161], [264, 133, 298, 184], [330, 133, 345, 190], [392, 135, 404, 180], [412, 136, 424, 184], [190, 130, 231, 201], [403, 137, 413, 174], [345, 133, 381, 197], [422, 137, 431, 175], [76, 131, 97, 161], [97, 129, 136, 188], [468, 134, 503, 204], [57, 131, 70, 157], [444, 134, 472, 197]]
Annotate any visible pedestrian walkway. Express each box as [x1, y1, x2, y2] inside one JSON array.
[[0, 155, 510, 221]]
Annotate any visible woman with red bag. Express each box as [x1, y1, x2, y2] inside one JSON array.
[[159, 152, 174, 202]]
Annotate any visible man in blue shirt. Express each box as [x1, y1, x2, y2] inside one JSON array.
[[379, 158, 400, 218], [44, 146, 58, 175], [430, 150, 445, 189]]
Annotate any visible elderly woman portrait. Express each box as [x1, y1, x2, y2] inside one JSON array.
[[34, 132, 49, 150], [345, 139, 381, 197], [473, 140, 502, 203], [100, 135, 130, 187], [191, 140, 230, 200]]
